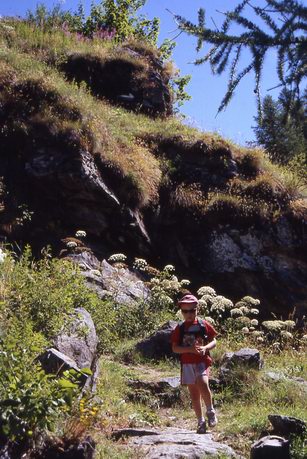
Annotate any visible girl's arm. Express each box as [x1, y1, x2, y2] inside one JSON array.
[[196, 338, 217, 354]]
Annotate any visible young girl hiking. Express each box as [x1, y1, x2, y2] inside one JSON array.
[[171, 294, 217, 434]]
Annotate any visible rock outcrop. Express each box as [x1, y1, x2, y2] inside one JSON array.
[[112, 427, 242, 458], [1, 36, 307, 318], [40, 308, 99, 390], [61, 45, 173, 117], [66, 251, 150, 304]]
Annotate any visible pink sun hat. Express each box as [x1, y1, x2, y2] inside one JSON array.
[[178, 294, 198, 305]]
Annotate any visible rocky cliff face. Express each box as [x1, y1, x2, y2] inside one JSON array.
[[0, 32, 306, 319]]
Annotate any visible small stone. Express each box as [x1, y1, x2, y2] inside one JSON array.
[[250, 435, 290, 459]]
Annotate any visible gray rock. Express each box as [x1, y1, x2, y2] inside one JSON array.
[[39, 347, 87, 381], [250, 435, 290, 459], [127, 378, 182, 407], [39, 308, 99, 390], [99, 259, 150, 304], [54, 308, 98, 369], [265, 371, 307, 390], [113, 427, 241, 458], [268, 414, 306, 437], [67, 252, 150, 305], [160, 376, 181, 388], [136, 321, 178, 359], [219, 348, 262, 383]]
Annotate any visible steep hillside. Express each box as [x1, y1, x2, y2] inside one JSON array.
[[0, 19, 307, 317]]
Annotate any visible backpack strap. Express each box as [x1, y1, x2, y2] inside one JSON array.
[[197, 318, 208, 341], [178, 321, 185, 346]]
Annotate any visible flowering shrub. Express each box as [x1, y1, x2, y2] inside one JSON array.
[[197, 286, 216, 297], [75, 230, 87, 238], [66, 241, 77, 249], [163, 264, 175, 273], [108, 253, 127, 263], [133, 258, 148, 271]]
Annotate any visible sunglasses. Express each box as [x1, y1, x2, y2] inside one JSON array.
[[181, 308, 197, 314]]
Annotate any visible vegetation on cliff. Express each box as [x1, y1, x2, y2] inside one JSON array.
[[0, 11, 306, 234]]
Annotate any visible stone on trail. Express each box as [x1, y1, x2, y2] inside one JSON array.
[[127, 378, 182, 407], [112, 427, 242, 458], [250, 435, 290, 459]]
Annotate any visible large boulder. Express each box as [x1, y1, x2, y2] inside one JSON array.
[[268, 414, 306, 437], [219, 348, 262, 383], [40, 308, 99, 390], [112, 427, 242, 458], [136, 321, 178, 359]]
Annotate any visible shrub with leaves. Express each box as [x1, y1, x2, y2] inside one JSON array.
[[0, 334, 79, 442], [0, 246, 101, 341]]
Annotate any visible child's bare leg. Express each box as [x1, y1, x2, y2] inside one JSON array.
[[196, 375, 213, 410], [187, 384, 202, 420]]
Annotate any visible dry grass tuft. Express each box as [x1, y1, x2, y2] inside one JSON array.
[[232, 147, 264, 178]]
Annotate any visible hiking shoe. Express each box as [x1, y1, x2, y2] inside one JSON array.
[[196, 420, 207, 434], [207, 409, 217, 427]]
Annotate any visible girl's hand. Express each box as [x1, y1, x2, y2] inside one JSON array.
[[195, 345, 207, 356]]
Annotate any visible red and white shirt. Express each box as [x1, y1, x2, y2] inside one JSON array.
[[171, 318, 217, 365]]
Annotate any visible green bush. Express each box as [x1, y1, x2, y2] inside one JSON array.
[[0, 333, 77, 442], [0, 246, 103, 340]]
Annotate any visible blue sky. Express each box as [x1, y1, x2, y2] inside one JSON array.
[[1, 0, 282, 145]]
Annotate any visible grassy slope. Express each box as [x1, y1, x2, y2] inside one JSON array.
[[1, 20, 306, 222]]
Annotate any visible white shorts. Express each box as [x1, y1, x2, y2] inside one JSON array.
[[181, 362, 209, 385]]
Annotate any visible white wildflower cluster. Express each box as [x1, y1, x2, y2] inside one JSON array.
[[133, 258, 148, 271], [75, 230, 87, 238], [108, 253, 127, 263], [262, 320, 285, 332], [225, 296, 262, 334], [280, 330, 293, 340], [180, 279, 191, 287], [301, 335, 307, 344], [197, 286, 216, 297], [150, 277, 181, 299], [240, 296, 260, 307], [66, 241, 77, 249], [196, 286, 261, 331], [163, 264, 175, 273], [214, 296, 234, 311], [150, 282, 174, 308], [145, 262, 190, 310], [283, 320, 295, 330], [261, 320, 296, 343], [90, 269, 101, 277], [198, 289, 233, 324]]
